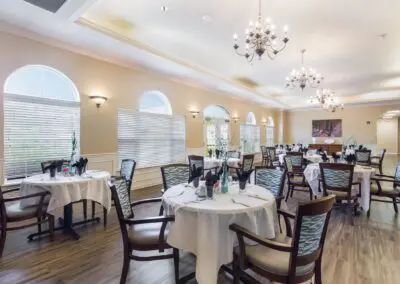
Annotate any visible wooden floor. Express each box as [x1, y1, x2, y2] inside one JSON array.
[[1, 157, 400, 283]]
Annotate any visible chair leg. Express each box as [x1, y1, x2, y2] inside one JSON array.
[[314, 259, 322, 284], [285, 185, 291, 201], [48, 214, 54, 241], [91, 201, 96, 219], [83, 200, 87, 219], [173, 248, 180, 284], [367, 193, 372, 218], [393, 197, 398, 214], [0, 226, 6, 257], [290, 186, 294, 197], [379, 165, 383, 175], [309, 187, 313, 200], [159, 205, 164, 216], [37, 217, 42, 234], [103, 208, 107, 228], [120, 251, 130, 284], [233, 253, 240, 284]]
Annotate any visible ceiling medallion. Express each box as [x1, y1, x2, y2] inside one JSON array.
[[309, 89, 344, 112], [285, 49, 323, 91], [233, 0, 289, 62]]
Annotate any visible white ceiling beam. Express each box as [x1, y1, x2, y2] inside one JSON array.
[[56, 0, 99, 21]]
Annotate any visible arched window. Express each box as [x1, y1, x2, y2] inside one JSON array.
[[246, 112, 257, 125], [240, 112, 260, 153], [266, 116, 274, 146], [3, 65, 80, 179], [203, 105, 230, 152], [138, 90, 172, 115], [118, 91, 185, 168]]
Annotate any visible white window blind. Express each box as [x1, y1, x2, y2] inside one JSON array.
[[118, 109, 186, 168], [4, 94, 80, 179], [240, 124, 260, 153], [266, 126, 274, 146]]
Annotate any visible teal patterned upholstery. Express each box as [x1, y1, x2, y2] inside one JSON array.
[[298, 213, 327, 256], [290, 155, 302, 167], [162, 165, 190, 190], [395, 161, 400, 183], [322, 168, 351, 188], [227, 151, 240, 159], [120, 159, 136, 186], [355, 151, 370, 163], [189, 159, 203, 171], [266, 147, 277, 161], [284, 156, 293, 174], [255, 168, 284, 197], [112, 178, 133, 219], [242, 155, 254, 172]]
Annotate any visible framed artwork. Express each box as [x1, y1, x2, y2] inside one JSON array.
[[312, 119, 342, 137]]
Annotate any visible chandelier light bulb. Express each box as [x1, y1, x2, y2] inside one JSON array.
[[233, 34, 238, 40], [283, 25, 288, 32]]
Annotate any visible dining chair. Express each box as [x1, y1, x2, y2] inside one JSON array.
[[110, 177, 180, 284], [260, 146, 268, 166], [227, 150, 241, 159], [0, 187, 54, 257], [230, 195, 335, 284], [285, 152, 304, 172], [368, 160, 400, 217], [161, 164, 190, 192], [92, 159, 137, 228], [241, 154, 255, 172], [284, 156, 312, 201], [41, 160, 88, 220], [319, 163, 361, 225], [355, 150, 371, 166], [370, 149, 386, 174], [254, 166, 286, 208], [266, 147, 280, 167]]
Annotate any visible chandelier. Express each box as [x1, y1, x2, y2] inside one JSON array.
[[309, 89, 344, 112], [233, 0, 289, 62], [286, 49, 323, 91]]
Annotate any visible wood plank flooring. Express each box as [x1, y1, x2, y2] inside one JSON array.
[[1, 157, 400, 283]]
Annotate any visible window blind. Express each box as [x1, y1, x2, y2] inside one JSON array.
[[118, 109, 186, 168], [240, 124, 261, 153], [4, 94, 80, 179], [266, 126, 274, 146]]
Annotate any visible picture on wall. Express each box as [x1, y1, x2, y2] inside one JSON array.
[[312, 119, 342, 137]]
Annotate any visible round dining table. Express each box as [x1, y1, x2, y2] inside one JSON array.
[[162, 183, 279, 284], [20, 170, 111, 240], [303, 163, 375, 210]]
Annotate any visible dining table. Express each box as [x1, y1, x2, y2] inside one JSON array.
[[162, 183, 279, 284], [303, 163, 376, 210], [20, 170, 111, 240]]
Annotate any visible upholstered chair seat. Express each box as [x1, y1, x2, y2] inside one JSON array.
[[6, 203, 47, 222], [370, 181, 400, 197], [128, 222, 170, 249], [289, 175, 306, 185], [273, 232, 292, 244], [325, 190, 358, 199]]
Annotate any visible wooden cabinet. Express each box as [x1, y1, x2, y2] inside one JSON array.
[[309, 144, 343, 154]]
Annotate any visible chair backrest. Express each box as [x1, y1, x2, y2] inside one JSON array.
[[161, 164, 190, 191], [286, 152, 303, 168], [284, 155, 294, 174], [319, 163, 354, 197], [188, 155, 204, 171], [109, 178, 133, 247], [227, 151, 241, 159], [41, 160, 69, 173], [120, 159, 136, 189], [254, 166, 286, 198], [393, 161, 400, 184], [266, 147, 277, 161], [241, 154, 255, 172], [355, 150, 371, 164], [288, 195, 335, 280], [260, 145, 268, 158], [379, 149, 387, 163]]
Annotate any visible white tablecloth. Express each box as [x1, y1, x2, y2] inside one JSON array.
[[204, 157, 241, 169], [162, 184, 278, 284], [303, 163, 375, 210], [279, 153, 328, 164], [20, 170, 112, 213]]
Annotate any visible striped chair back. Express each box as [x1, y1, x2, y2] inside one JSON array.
[[120, 159, 136, 189], [266, 147, 277, 161], [110, 177, 133, 219], [284, 155, 294, 174], [188, 155, 204, 171], [355, 150, 371, 165], [241, 154, 255, 172], [255, 166, 286, 198], [319, 163, 354, 196], [227, 151, 241, 159], [161, 164, 190, 191]]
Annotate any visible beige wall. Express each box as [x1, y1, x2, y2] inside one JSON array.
[[0, 31, 280, 159], [284, 105, 400, 153], [376, 119, 398, 154]]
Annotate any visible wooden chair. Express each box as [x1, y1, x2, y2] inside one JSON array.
[[368, 160, 400, 217], [93, 159, 137, 228], [266, 147, 280, 167], [230, 195, 335, 284], [110, 177, 179, 284], [41, 160, 88, 220], [355, 150, 371, 166], [0, 187, 54, 257], [370, 149, 386, 174], [260, 146, 269, 166], [241, 154, 255, 172], [227, 150, 241, 159], [319, 163, 361, 225], [254, 166, 286, 208], [284, 156, 312, 201]]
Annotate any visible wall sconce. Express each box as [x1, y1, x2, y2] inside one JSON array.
[[189, 110, 200, 118], [89, 95, 108, 108], [232, 116, 240, 123]]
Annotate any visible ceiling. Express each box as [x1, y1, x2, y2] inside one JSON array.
[[1, 0, 400, 109]]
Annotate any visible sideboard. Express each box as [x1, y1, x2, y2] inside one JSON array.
[[308, 144, 343, 154]]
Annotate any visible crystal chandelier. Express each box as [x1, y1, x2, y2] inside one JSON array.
[[233, 0, 289, 62], [309, 89, 344, 112], [286, 49, 323, 91]]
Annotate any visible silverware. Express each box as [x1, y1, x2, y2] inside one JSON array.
[[231, 197, 250, 207], [246, 194, 268, 201]]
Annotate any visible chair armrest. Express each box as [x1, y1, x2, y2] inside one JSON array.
[[277, 209, 296, 219], [3, 191, 50, 202], [131, 198, 162, 207], [374, 174, 394, 179], [229, 223, 292, 252], [370, 156, 380, 159], [2, 187, 20, 194], [277, 209, 295, 237], [371, 177, 395, 183]]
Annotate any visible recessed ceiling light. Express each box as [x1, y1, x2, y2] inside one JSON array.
[[161, 5, 168, 12], [202, 14, 213, 23]]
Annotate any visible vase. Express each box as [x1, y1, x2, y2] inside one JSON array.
[[206, 185, 213, 198], [239, 180, 247, 191], [193, 177, 199, 188], [221, 161, 229, 193]]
